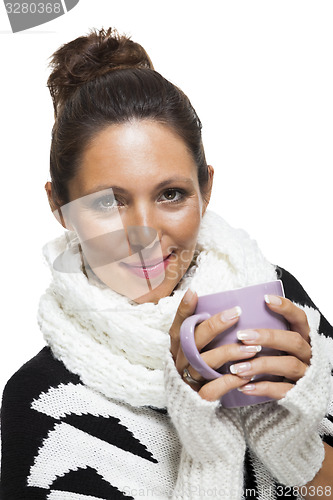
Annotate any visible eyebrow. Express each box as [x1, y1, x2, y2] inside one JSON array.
[[82, 176, 195, 196]]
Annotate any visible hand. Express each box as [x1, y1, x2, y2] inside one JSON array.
[[239, 302, 331, 486], [165, 296, 248, 500], [164, 345, 247, 500], [232, 294, 312, 399], [169, 288, 257, 401]]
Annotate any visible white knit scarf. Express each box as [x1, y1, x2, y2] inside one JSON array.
[[38, 210, 277, 409]]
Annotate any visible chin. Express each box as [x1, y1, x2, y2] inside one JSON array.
[[131, 282, 177, 305]]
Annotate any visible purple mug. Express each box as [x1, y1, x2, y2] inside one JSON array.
[[180, 280, 289, 408]]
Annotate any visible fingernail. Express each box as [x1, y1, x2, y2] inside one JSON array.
[[237, 383, 256, 392], [264, 294, 282, 306], [239, 345, 262, 353], [230, 362, 251, 375], [237, 329, 259, 341], [221, 306, 242, 323], [183, 288, 195, 305]]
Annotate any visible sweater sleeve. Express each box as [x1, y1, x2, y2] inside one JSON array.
[[0, 348, 86, 500], [164, 350, 246, 500], [0, 349, 60, 499], [239, 267, 333, 489], [277, 266, 333, 449], [240, 304, 331, 486]]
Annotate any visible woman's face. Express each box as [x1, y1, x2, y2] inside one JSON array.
[[60, 120, 213, 304]]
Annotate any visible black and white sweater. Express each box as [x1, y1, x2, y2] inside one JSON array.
[[1, 267, 333, 500]]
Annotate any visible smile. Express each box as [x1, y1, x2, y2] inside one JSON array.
[[120, 253, 174, 279]]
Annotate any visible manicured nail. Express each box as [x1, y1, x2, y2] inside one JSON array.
[[264, 294, 282, 306], [221, 306, 242, 323], [237, 329, 259, 341], [239, 345, 262, 353], [237, 384, 256, 392], [183, 288, 195, 304], [230, 362, 251, 375]]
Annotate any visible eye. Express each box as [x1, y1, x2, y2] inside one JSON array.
[[160, 189, 186, 203], [93, 194, 120, 212]]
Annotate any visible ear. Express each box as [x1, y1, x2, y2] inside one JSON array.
[[45, 181, 71, 230], [201, 164, 214, 217]]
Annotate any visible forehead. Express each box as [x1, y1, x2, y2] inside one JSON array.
[[76, 120, 198, 185]]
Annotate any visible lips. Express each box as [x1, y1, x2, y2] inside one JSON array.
[[124, 253, 173, 268], [120, 252, 174, 279]]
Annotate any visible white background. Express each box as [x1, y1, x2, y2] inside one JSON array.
[[0, 1, 332, 397]]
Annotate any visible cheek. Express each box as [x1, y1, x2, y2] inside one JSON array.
[[71, 211, 124, 241], [164, 205, 202, 251], [70, 210, 127, 264]]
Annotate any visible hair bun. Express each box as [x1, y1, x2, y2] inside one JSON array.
[[47, 27, 154, 116]]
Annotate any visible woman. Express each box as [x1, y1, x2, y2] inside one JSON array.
[[1, 27, 332, 500]]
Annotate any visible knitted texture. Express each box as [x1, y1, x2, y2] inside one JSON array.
[[240, 304, 332, 487], [2, 265, 333, 499], [164, 351, 245, 500], [1, 348, 181, 499], [37, 209, 277, 409]]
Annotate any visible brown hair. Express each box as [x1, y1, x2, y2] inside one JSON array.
[[47, 27, 209, 204]]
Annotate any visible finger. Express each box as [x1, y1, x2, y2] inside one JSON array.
[[169, 288, 198, 360], [237, 328, 312, 364], [181, 367, 204, 392], [186, 343, 263, 382], [229, 355, 308, 382], [176, 306, 242, 371], [237, 380, 295, 400], [264, 295, 310, 342], [198, 374, 252, 402], [195, 306, 242, 351]]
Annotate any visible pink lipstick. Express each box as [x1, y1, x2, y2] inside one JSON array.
[[121, 252, 174, 279]]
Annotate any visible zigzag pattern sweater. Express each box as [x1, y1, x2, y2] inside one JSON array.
[[1, 267, 333, 500]]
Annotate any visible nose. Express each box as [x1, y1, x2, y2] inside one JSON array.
[[124, 202, 161, 254], [126, 225, 158, 254]]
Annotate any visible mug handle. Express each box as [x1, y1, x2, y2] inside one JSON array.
[[180, 312, 224, 381]]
